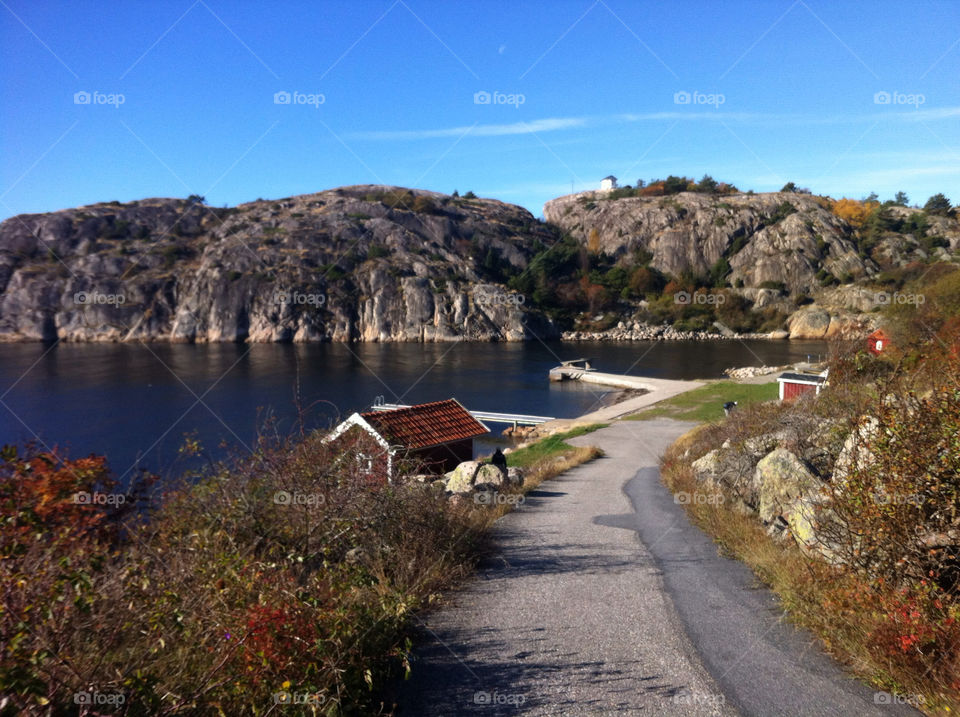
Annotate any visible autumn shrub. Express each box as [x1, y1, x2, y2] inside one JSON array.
[[0, 430, 487, 715]]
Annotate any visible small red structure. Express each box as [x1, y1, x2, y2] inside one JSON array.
[[777, 371, 828, 401], [326, 399, 489, 482], [867, 329, 890, 355]]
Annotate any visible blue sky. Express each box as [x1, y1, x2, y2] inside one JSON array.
[[1, 0, 958, 220]]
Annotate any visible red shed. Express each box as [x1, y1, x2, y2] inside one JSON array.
[[326, 399, 489, 482], [867, 329, 890, 355], [777, 371, 828, 401]]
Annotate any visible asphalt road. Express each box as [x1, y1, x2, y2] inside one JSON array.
[[394, 421, 922, 716]]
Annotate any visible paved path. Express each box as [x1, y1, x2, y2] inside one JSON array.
[[395, 421, 921, 716]]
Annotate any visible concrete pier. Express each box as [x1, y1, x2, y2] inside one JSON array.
[[541, 361, 705, 430]]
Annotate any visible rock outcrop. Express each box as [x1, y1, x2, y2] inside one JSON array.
[[0, 187, 559, 343], [544, 191, 874, 294]]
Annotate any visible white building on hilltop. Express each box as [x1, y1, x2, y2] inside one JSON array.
[[600, 175, 618, 191]]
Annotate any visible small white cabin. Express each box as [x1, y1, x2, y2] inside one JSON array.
[[600, 175, 618, 191]]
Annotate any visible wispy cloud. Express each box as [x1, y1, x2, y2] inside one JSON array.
[[348, 106, 960, 142], [348, 117, 587, 141]]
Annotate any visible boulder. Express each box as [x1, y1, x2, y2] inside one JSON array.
[[832, 416, 879, 482], [788, 307, 831, 339], [691, 450, 721, 480], [506, 466, 525, 487], [474, 463, 506, 487], [753, 448, 820, 525], [445, 461, 482, 493]]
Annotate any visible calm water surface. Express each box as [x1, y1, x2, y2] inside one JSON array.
[[0, 339, 828, 478]]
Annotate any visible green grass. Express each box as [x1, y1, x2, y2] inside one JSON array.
[[624, 381, 778, 422], [506, 423, 608, 468]]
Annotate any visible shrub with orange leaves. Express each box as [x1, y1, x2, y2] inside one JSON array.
[[832, 197, 879, 228]]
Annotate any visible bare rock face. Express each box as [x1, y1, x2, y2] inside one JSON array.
[[544, 190, 874, 294], [786, 306, 878, 339], [0, 187, 559, 343]]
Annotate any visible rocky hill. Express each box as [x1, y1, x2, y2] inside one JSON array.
[[2, 185, 957, 342], [0, 187, 558, 342], [543, 189, 959, 294]]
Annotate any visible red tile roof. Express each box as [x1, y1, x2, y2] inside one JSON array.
[[360, 399, 489, 449]]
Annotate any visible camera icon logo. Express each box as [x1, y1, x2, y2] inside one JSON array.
[[873, 91, 891, 105], [473, 690, 491, 704], [73, 491, 92, 504], [674, 90, 691, 104], [474, 90, 491, 105], [674, 291, 691, 305], [74, 91, 91, 105], [876, 292, 891, 305], [274, 91, 291, 105], [273, 490, 292, 505]]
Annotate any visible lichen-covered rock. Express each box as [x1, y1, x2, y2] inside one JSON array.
[[445, 461, 482, 493], [753, 448, 820, 525], [474, 463, 506, 488]]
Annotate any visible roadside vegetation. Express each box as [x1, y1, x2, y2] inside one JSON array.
[[661, 264, 960, 713], [0, 419, 604, 714]]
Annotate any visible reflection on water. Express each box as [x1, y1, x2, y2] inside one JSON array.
[[0, 339, 828, 477]]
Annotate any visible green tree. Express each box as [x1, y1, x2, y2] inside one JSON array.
[[663, 176, 689, 195], [697, 174, 719, 194], [780, 182, 797, 193], [893, 191, 909, 206], [924, 193, 952, 216]]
